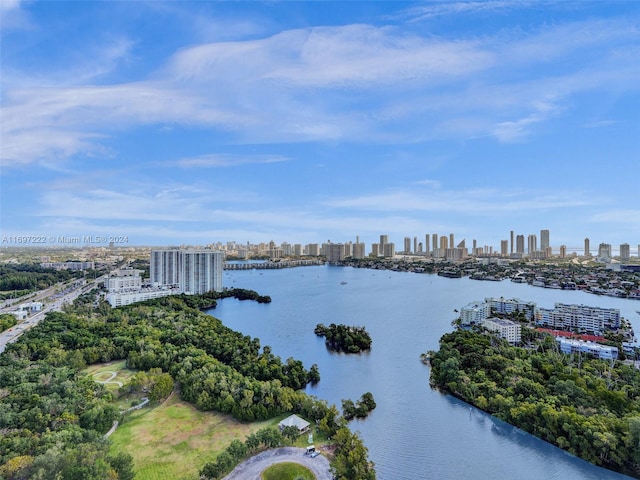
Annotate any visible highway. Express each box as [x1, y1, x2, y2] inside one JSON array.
[[0, 276, 104, 354]]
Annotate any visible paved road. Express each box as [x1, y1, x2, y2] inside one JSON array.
[[222, 447, 332, 480]]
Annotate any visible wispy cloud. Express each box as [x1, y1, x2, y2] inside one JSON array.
[[166, 153, 290, 168], [323, 187, 598, 215], [2, 11, 639, 167]]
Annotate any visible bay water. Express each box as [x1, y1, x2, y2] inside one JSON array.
[[209, 265, 639, 480]]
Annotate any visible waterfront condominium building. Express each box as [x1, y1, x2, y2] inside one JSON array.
[[460, 301, 490, 326], [482, 318, 521, 345], [584, 238, 590, 256], [500, 240, 508, 256], [486, 297, 536, 321], [151, 248, 223, 294], [424, 234, 430, 255], [535, 302, 620, 333], [326, 243, 345, 263]]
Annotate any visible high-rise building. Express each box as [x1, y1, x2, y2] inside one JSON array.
[[560, 245, 567, 258], [181, 250, 224, 294], [151, 248, 223, 294], [527, 234, 537, 255], [510, 230, 514, 254], [584, 238, 590, 257], [540, 229, 550, 252], [326, 243, 345, 263], [449, 233, 454, 249], [383, 242, 395, 258], [424, 234, 430, 255], [432, 234, 438, 254], [404, 237, 412, 253], [413, 236, 418, 254], [380, 235, 388, 250], [371, 243, 380, 257], [500, 240, 508, 256], [598, 243, 612, 260], [516, 235, 525, 254], [150, 249, 182, 287], [352, 242, 366, 259], [620, 243, 630, 261], [440, 236, 448, 250]]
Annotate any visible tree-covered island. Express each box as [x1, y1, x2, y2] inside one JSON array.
[[428, 328, 640, 478], [314, 323, 372, 353]]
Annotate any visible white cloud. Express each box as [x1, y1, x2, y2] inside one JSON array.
[[166, 153, 290, 168], [2, 14, 640, 166], [323, 188, 596, 215]]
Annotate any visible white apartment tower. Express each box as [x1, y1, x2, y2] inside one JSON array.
[[151, 249, 223, 294]]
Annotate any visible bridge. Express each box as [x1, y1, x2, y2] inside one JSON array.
[[224, 259, 325, 270]]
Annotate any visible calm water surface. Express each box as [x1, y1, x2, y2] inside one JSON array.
[[209, 265, 639, 480]]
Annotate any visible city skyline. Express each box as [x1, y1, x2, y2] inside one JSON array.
[[2, 2, 640, 248]]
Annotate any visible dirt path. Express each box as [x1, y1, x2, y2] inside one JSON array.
[[94, 371, 123, 387], [222, 447, 332, 480]]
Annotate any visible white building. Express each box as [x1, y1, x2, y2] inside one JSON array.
[[106, 287, 177, 307], [486, 297, 536, 320], [150, 248, 223, 294], [556, 338, 618, 360], [460, 301, 490, 326], [535, 303, 620, 333], [104, 268, 143, 292], [482, 318, 521, 344]]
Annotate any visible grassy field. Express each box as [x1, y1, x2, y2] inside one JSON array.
[[109, 393, 273, 480], [261, 462, 315, 480], [85, 361, 323, 479]]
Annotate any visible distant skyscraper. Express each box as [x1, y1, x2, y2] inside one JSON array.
[[598, 243, 612, 260], [383, 242, 395, 257], [352, 242, 366, 259], [380, 235, 388, 248], [516, 235, 525, 254], [620, 243, 630, 261], [584, 238, 590, 257], [527, 234, 537, 255], [432, 234, 438, 253], [425, 234, 430, 254], [500, 240, 508, 256], [404, 236, 411, 253], [371, 243, 380, 257], [449, 233, 454, 249], [540, 229, 550, 251], [560, 245, 567, 258], [413, 236, 418, 254], [326, 243, 345, 263], [510, 230, 514, 254]]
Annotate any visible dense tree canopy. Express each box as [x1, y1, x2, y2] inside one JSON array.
[[1, 289, 374, 478], [429, 329, 640, 478], [314, 323, 372, 353]]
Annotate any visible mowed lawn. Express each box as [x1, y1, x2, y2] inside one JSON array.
[[109, 394, 272, 480]]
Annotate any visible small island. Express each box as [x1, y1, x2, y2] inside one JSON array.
[[314, 323, 372, 353]]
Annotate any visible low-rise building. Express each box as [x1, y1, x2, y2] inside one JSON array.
[[460, 301, 490, 326], [556, 338, 618, 360], [482, 318, 521, 344]]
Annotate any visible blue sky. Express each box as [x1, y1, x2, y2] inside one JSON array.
[[1, 1, 639, 252]]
